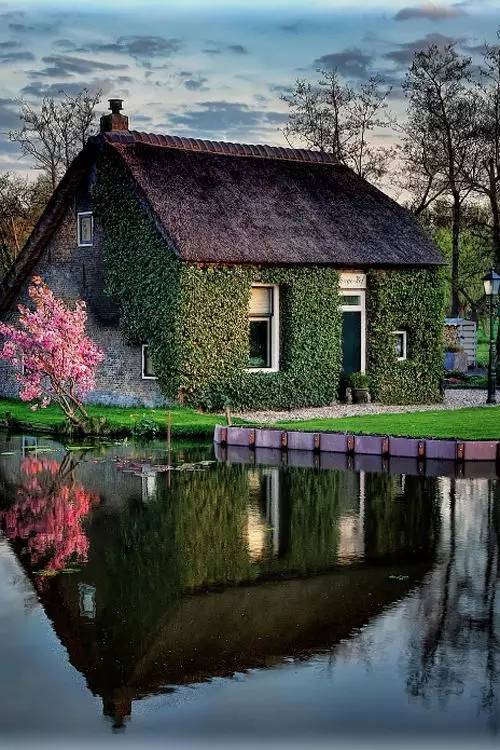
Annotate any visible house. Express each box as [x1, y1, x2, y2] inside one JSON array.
[[0, 99, 444, 409]]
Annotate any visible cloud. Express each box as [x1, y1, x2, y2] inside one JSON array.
[[184, 77, 209, 92], [9, 21, 58, 33], [0, 49, 35, 64], [21, 75, 133, 99], [0, 40, 21, 49], [167, 100, 286, 141], [30, 54, 129, 79], [80, 36, 183, 60], [384, 33, 462, 66], [0, 97, 19, 130], [202, 41, 248, 56], [395, 3, 467, 21], [279, 20, 306, 34], [314, 48, 372, 79]]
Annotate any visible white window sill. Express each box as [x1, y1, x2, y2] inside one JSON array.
[[245, 367, 280, 373], [141, 375, 158, 381]]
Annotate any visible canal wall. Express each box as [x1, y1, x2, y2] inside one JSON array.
[[214, 425, 500, 466]]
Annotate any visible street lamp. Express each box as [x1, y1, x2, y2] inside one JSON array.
[[482, 268, 500, 404]]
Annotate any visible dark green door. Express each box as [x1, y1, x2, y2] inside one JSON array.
[[342, 310, 361, 374]]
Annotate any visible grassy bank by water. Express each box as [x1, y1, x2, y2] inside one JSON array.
[[276, 405, 500, 441], [0, 399, 228, 438]]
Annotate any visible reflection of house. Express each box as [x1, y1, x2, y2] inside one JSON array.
[[1, 435, 440, 729]]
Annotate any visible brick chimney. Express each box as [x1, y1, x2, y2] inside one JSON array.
[[100, 99, 129, 133]]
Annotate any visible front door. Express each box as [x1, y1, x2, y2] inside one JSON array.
[[339, 284, 366, 375], [342, 310, 361, 375]]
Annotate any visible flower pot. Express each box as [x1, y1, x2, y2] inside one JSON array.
[[353, 387, 370, 404]]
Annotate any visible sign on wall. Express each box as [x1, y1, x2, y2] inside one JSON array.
[[339, 272, 367, 290]]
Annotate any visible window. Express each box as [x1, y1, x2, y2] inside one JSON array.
[[247, 285, 279, 371], [141, 344, 157, 379], [77, 211, 93, 246], [393, 330, 407, 360]]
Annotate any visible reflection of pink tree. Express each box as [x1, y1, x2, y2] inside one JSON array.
[[1, 455, 99, 581]]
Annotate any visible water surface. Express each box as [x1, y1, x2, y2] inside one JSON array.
[[0, 432, 498, 749]]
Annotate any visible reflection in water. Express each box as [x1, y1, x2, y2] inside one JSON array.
[[1, 454, 99, 584], [0, 432, 498, 739]]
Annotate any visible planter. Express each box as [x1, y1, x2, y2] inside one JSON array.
[[353, 387, 370, 404], [444, 350, 468, 374]]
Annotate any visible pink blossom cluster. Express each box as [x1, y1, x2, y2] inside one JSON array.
[[0, 277, 104, 407], [0, 457, 99, 583]]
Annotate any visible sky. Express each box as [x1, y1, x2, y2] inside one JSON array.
[[0, 0, 499, 174]]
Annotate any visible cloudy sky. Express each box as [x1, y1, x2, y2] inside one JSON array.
[[1, 0, 499, 174]]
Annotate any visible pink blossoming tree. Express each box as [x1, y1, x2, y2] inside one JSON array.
[[0, 276, 103, 428]]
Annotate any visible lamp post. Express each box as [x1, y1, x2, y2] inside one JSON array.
[[482, 269, 500, 404]]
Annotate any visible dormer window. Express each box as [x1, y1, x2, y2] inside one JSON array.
[[77, 211, 93, 247]]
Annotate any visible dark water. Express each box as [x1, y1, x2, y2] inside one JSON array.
[[0, 432, 499, 749]]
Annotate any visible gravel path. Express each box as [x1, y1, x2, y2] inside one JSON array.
[[237, 389, 489, 424]]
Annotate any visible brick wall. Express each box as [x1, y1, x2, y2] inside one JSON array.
[[0, 188, 166, 408]]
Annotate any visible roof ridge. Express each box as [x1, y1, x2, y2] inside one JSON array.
[[101, 130, 339, 165]]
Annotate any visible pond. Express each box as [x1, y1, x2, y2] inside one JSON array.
[[0, 431, 498, 749]]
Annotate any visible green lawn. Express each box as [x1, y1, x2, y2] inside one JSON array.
[[275, 405, 500, 441], [0, 398, 228, 438]]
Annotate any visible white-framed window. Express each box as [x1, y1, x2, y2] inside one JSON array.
[[247, 284, 280, 372], [141, 344, 157, 380], [393, 330, 407, 360], [77, 211, 93, 247]]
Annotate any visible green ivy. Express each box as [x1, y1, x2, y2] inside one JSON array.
[[366, 269, 446, 404], [93, 150, 444, 410]]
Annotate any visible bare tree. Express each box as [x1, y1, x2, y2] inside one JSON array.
[[469, 33, 500, 266], [402, 44, 477, 316], [0, 173, 51, 278], [9, 89, 101, 190], [282, 69, 393, 183]]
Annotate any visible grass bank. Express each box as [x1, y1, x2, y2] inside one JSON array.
[[275, 405, 500, 441], [0, 398, 230, 438]]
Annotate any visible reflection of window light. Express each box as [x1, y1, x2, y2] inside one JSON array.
[[78, 583, 96, 620], [141, 472, 157, 503], [21, 436, 38, 457], [246, 468, 280, 560]]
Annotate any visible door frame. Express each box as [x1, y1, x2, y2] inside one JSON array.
[[339, 289, 366, 374]]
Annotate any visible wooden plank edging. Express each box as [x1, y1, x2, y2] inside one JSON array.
[[213, 425, 500, 463]]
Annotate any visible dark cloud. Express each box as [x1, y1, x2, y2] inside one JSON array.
[[52, 39, 78, 51], [0, 10, 24, 21], [203, 41, 248, 56], [0, 97, 18, 130], [167, 100, 286, 140], [314, 48, 372, 79], [279, 20, 306, 34], [21, 75, 132, 100], [9, 21, 58, 33], [0, 49, 35, 63], [0, 40, 21, 49], [30, 54, 128, 79], [395, 3, 466, 21], [80, 36, 183, 60], [184, 77, 209, 92], [384, 33, 462, 67]]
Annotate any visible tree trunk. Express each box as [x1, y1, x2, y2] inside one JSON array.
[[451, 193, 461, 316], [488, 165, 500, 267]]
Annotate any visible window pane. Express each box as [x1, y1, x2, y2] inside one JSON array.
[[143, 346, 155, 377], [79, 215, 93, 244], [394, 333, 405, 359], [339, 295, 361, 306], [249, 286, 272, 316], [249, 320, 270, 368]]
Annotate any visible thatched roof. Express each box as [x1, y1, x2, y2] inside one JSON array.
[[0, 129, 442, 312], [103, 130, 443, 267]]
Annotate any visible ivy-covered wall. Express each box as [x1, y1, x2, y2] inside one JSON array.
[[94, 149, 444, 410], [367, 269, 445, 404]]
